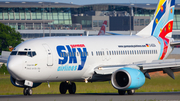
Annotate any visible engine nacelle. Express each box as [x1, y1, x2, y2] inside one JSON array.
[[10, 76, 41, 88], [111, 68, 145, 90]]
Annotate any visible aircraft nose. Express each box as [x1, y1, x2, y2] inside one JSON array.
[[7, 56, 23, 80]]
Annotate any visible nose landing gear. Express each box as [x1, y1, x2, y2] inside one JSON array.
[[23, 87, 32, 95], [59, 82, 76, 94]]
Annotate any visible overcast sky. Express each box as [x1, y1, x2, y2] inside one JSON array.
[[4, 0, 180, 5]]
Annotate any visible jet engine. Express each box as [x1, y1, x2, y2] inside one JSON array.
[[111, 68, 145, 90], [10, 76, 41, 88]]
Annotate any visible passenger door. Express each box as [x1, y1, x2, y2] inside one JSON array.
[[42, 44, 53, 66]]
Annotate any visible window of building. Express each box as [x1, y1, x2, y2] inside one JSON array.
[[9, 23, 16, 29], [134, 19, 139, 26], [140, 19, 144, 26], [173, 21, 178, 30], [31, 12, 36, 20], [0, 12, 2, 20], [9, 12, 14, 20], [93, 20, 98, 27], [98, 20, 104, 27], [3, 9, 8, 20], [36, 11, 42, 20], [26, 12, 31, 20], [19, 8, 25, 20], [64, 12, 70, 19], [58, 12, 64, 19], [145, 19, 150, 25]]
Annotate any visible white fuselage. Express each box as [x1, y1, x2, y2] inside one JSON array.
[[7, 35, 172, 83]]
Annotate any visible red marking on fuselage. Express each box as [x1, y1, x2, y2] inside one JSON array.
[[70, 44, 85, 48]]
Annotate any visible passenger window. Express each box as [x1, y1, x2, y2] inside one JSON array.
[[114, 51, 116, 55], [100, 51, 102, 56]]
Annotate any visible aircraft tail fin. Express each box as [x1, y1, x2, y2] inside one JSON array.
[[98, 21, 107, 35], [137, 0, 175, 38]]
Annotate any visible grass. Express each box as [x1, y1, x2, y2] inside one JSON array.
[[0, 73, 180, 95]]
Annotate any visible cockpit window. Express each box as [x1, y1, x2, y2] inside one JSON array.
[[10, 51, 36, 57], [32, 51, 36, 56], [18, 52, 27, 55], [10, 51, 17, 55], [27, 51, 36, 57], [27, 52, 32, 57]]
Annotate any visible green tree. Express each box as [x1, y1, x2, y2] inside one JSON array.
[[0, 23, 23, 53], [0, 64, 9, 74]]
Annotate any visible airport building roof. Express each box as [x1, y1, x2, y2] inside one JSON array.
[[85, 3, 180, 10], [0, 1, 180, 9], [0, 1, 80, 8]]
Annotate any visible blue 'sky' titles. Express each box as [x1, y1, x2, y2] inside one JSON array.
[[56, 45, 87, 71]]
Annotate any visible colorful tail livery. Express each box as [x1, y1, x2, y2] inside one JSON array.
[[137, 0, 175, 60], [137, 0, 175, 38], [98, 21, 107, 35]]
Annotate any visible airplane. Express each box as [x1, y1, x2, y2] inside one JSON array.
[[98, 21, 107, 35], [7, 0, 180, 96]]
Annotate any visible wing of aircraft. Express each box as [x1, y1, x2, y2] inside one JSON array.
[[106, 32, 123, 35], [170, 41, 180, 46], [94, 59, 180, 79]]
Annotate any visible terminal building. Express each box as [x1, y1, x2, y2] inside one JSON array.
[[0, 1, 180, 40]]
